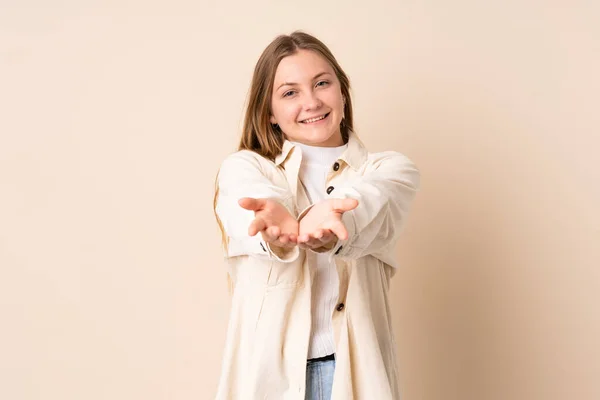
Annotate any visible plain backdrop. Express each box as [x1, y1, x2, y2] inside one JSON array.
[[1, 1, 598, 399]]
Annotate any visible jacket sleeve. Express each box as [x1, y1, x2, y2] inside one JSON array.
[[215, 151, 299, 262], [300, 151, 420, 267]]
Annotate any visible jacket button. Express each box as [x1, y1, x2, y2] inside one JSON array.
[[326, 186, 334, 194], [333, 162, 340, 171], [336, 303, 345, 312]]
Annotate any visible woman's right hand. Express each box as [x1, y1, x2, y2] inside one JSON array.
[[238, 198, 298, 249]]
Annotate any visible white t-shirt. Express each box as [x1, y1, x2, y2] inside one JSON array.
[[291, 141, 348, 359]]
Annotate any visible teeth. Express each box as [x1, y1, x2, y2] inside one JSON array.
[[303, 114, 326, 123]]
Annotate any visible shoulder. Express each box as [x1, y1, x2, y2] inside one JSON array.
[[218, 150, 280, 184], [365, 150, 418, 171], [219, 149, 274, 172], [221, 149, 269, 165], [361, 150, 421, 189]]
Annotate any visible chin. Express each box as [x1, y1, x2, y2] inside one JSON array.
[[310, 132, 342, 146], [285, 124, 342, 146]]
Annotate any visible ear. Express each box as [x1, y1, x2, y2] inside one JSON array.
[[269, 115, 277, 124]]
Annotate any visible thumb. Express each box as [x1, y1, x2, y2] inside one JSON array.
[[238, 197, 266, 211], [331, 198, 359, 213]]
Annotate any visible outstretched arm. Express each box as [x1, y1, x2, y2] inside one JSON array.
[[298, 152, 420, 266], [215, 151, 299, 262]]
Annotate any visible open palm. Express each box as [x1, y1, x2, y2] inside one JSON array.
[[298, 198, 358, 250], [238, 197, 298, 249]]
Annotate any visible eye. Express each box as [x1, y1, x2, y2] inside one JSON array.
[[316, 80, 329, 87], [283, 90, 296, 98]]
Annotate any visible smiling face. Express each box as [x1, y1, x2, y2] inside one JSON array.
[[270, 49, 345, 147]]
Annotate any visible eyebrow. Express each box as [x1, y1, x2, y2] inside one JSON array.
[[276, 72, 330, 91]]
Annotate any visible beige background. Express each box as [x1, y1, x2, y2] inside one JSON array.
[[1, 1, 598, 399]]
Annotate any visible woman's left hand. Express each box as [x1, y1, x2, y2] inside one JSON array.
[[298, 198, 358, 250]]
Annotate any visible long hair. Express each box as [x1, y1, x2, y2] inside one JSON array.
[[213, 31, 354, 292]]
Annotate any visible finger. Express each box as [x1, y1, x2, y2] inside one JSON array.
[[331, 198, 359, 213], [328, 220, 349, 241], [271, 236, 296, 249], [318, 230, 335, 244], [283, 233, 299, 245], [320, 235, 337, 249], [261, 230, 276, 243], [298, 233, 311, 243], [258, 225, 279, 242], [278, 233, 290, 245], [248, 217, 266, 236], [301, 239, 318, 249], [266, 225, 280, 240], [299, 233, 317, 244], [238, 197, 266, 211], [306, 233, 325, 248]]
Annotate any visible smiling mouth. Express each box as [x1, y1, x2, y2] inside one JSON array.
[[300, 113, 330, 124]]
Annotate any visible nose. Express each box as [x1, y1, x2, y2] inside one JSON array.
[[303, 91, 322, 111]]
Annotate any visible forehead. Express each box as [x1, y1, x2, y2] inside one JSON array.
[[273, 49, 335, 84]]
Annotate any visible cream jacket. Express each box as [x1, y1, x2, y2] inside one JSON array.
[[214, 132, 420, 400]]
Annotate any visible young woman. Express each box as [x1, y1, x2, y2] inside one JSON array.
[[213, 31, 420, 400]]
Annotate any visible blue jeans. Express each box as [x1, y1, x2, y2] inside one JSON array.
[[305, 357, 335, 400]]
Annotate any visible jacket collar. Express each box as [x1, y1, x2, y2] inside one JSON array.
[[274, 130, 368, 170]]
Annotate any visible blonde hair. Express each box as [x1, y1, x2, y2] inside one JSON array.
[[213, 31, 355, 292]]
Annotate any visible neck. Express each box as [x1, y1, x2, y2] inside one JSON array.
[[288, 131, 344, 148], [291, 141, 347, 166]]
